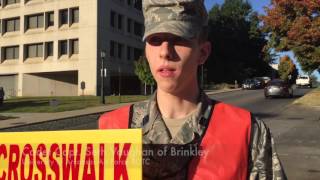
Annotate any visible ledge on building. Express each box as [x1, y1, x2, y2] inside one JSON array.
[[59, 24, 69, 31], [70, 23, 79, 29], [0, 59, 19, 65], [2, 3, 20, 9], [70, 54, 79, 61], [25, 0, 43, 6], [25, 28, 43, 35], [24, 57, 44, 64], [2, 31, 20, 38]]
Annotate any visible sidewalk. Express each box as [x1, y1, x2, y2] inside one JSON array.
[[0, 88, 241, 129], [264, 104, 320, 180]]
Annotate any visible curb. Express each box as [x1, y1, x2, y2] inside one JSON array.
[[0, 89, 242, 130]]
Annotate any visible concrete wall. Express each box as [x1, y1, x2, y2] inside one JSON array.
[[22, 71, 78, 96], [0, 74, 18, 99]]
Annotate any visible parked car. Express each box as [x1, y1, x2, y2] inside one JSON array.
[[256, 77, 271, 84], [296, 75, 312, 88], [264, 79, 293, 98], [242, 79, 264, 89]]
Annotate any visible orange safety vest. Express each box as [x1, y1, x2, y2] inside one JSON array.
[[99, 102, 251, 180]]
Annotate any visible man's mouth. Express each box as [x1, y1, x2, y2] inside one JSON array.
[[157, 67, 176, 77]]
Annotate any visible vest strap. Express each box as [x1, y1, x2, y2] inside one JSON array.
[[98, 105, 131, 129]]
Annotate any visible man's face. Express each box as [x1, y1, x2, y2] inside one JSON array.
[[145, 33, 211, 94]]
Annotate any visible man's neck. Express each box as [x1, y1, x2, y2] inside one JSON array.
[[157, 87, 200, 119]]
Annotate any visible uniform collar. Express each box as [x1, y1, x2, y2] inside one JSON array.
[[142, 90, 213, 138]]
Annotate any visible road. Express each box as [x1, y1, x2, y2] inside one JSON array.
[[2, 88, 310, 131], [209, 88, 311, 120]]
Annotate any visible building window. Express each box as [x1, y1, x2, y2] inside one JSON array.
[[110, 41, 115, 57], [4, 17, 20, 33], [127, 18, 132, 33], [71, 39, 79, 54], [127, 0, 131, 6], [46, 11, 54, 28], [59, 40, 68, 56], [127, 46, 131, 61], [118, 43, 123, 59], [134, 48, 143, 60], [134, 0, 142, 11], [118, 14, 123, 30], [110, 11, 116, 28], [4, 0, 20, 6], [26, 13, 44, 29], [4, 46, 19, 60], [134, 21, 143, 37], [45, 42, 53, 57], [59, 9, 68, 26], [71, 8, 79, 24], [26, 43, 43, 58]]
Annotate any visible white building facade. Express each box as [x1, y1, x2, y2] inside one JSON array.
[[0, 0, 144, 97]]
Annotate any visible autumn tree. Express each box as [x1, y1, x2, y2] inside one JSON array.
[[262, 0, 320, 73], [278, 56, 299, 84], [134, 56, 155, 95]]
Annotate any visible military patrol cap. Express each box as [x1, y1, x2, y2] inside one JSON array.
[[142, 0, 208, 41]]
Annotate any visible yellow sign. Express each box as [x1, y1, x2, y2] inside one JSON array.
[[0, 129, 142, 180]]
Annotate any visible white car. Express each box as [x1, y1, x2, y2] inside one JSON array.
[[296, 75, 312, 88]]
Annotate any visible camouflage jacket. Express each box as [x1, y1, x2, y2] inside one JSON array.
[[129, 92, 287, 180]]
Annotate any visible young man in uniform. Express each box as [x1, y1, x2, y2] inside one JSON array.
[[99, 0, 287, 179]]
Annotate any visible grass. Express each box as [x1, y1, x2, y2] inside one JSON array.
[[293, 88, 320, 107], [0, 95, 149, 113], [204, 83, 238, 90]]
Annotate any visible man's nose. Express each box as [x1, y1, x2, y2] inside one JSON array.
[[159, 41, 174, 60]]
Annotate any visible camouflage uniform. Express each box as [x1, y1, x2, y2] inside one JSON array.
[[130, 91, 287, 179], [134, 0, 287, 179]]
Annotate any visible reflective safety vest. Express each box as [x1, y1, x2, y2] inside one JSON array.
[[99, 102, 251, 180]]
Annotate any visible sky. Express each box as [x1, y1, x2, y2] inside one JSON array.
[[204, 0, 320, 80]]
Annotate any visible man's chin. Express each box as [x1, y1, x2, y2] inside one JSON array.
[[157, 83, 180, 94]]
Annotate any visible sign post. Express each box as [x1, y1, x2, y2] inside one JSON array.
[[101, 50, 106, 104]]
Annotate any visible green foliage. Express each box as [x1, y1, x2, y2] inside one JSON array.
[[205, 0, 273, 84], [134, 56, 155, 86], [310, 74, 319, 87], [262, 0, 320, 73], [278, 56, 298, 83]]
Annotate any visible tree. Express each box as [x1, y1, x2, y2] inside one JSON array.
[[310, 74, 319, 87], [134, 56, 155, 95], [261, 0, 320, 73], [206, 0, 273, 84], [278, 56, 298, 84]]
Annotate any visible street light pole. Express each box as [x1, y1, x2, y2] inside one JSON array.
[[101, 50, 106, 104]]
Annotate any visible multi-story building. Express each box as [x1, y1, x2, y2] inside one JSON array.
[[0, 0, 144, 97]]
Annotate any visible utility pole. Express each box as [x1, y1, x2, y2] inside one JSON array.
[[201, 65, 204, 89], [100, 50, 106, 104]]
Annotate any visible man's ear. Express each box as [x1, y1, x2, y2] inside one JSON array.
[[198, 41, 212, 65]]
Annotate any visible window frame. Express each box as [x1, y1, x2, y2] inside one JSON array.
[[26, 13, 44, 30], [4, 17, 20, 33], [4, 46, 19, 60]]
